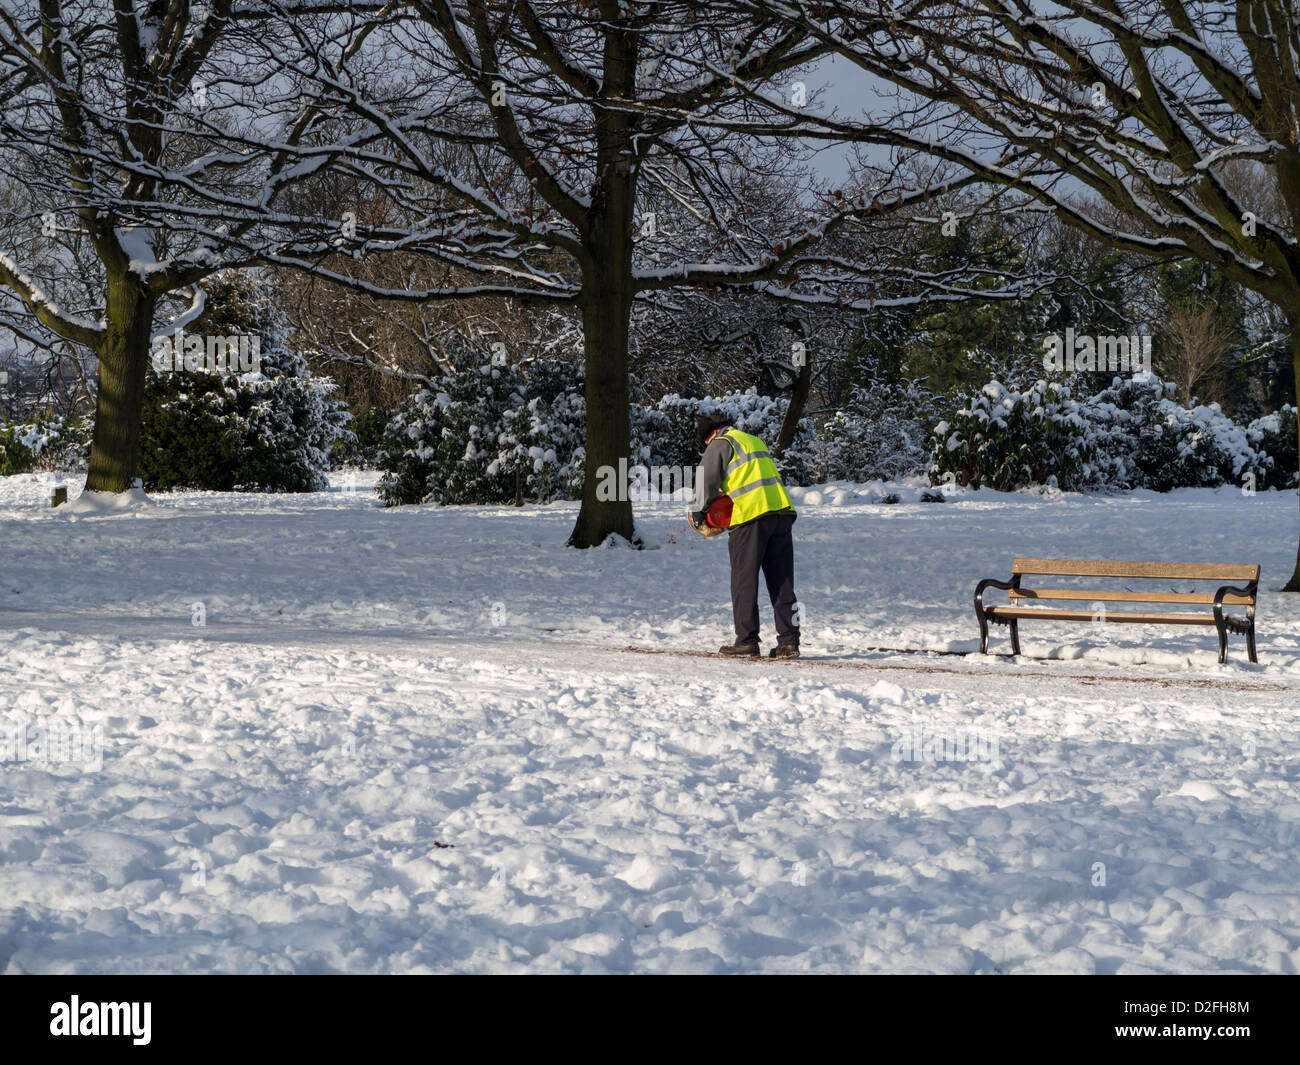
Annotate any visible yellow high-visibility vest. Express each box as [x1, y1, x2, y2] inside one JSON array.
[[719, 428, 794, 526]]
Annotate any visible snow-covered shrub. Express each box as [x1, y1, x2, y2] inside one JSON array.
[[929, 379, 1094, 491], [377, 359, 807, 506], [1084, 376, 1266, 491], [0, 414, 90, 475], [378, 363, 525, 506], [927, 374, 1290, 494], [652, 389, 816, 485], [816, 382, 935, 483], [377, 352, 590, 506], [492, 358, 589, 503], [139, 275, 352, 492], [0, 425, 32, 476], [1248, 404, 1298, 490], [375, 388, 441, 506]]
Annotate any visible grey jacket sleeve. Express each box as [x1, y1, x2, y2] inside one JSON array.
[[693, 436, 734, 511]]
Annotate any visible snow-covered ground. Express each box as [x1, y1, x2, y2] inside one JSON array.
[[2, 471, 1299, 973]]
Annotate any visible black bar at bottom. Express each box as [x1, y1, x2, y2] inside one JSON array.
[[0, 974, 1291, 1054]]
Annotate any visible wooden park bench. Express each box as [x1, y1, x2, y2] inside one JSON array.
[[975, 559, 1260, 664]]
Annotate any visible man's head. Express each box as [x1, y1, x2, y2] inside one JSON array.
[[697, 413, 732, 449]]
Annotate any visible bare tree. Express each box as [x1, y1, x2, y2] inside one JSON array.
[[297, 1, 1035, 546], [0, 0, 1085, 543], [280, 257, 585, 414], [723, 0, 1300, 588], [0, 1, 365, 491], [1159, 304, 1239, 407]]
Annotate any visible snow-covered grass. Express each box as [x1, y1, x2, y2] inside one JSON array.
[[2, 471, 1299, 972]]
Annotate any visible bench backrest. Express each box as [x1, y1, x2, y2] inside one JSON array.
[[1011, 559, 1259, 582]]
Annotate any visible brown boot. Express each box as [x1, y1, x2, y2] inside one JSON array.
[[769, 644, 800, 659], [719, 641, 761, 657]]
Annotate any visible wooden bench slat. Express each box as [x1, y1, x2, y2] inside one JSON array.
[[1009, 588, 1255, 605], [988, 607, 1220, 625], [1011, 558, 1259, 580]]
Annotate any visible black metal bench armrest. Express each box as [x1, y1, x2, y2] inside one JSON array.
[[974, 575, 1020, 615], [1212, 581, 1259, 662], [1213, 582, 1257, 628], [1212, 583, 1256, 609]]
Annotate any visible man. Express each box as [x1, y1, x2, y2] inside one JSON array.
[[691, 413, 800, 658]]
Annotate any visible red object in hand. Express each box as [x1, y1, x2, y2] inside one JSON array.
[[705, 494, 733, 530]]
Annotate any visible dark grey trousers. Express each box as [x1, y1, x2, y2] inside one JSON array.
[[727, 509, 799, 646]]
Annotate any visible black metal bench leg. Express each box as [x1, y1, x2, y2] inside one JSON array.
[[1010, 620, 1021, 657], [1247, 623, 1258, 664], [1215, 618, 1228, 664], [977, 611, 989, 654]]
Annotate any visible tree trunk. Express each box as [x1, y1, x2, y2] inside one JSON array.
[[568, 263, 637, 547], [1284, 326, 1300, 591], [775, 355, 813, 457], [84, 275, 157, 493], [567, 33, 640, 549]]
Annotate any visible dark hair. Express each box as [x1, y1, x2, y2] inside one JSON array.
[[697, 413, 732, 448]]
